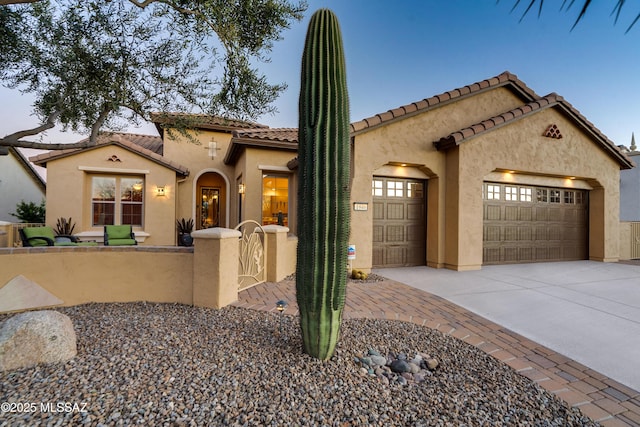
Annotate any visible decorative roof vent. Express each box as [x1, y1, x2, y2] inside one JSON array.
[[108, 155, 122, 162], [544, 124, 563, 139]]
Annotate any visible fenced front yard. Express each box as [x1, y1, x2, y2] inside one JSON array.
[[0, 225, 296, 314]]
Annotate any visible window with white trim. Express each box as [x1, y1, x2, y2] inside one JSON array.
[[92, 175, 144, 226]]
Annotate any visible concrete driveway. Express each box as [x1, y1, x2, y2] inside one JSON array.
[[375, 261, 640, 392]]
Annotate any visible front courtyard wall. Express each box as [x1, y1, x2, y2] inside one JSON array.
[[45, 145, 177, 245], [0, 248, 193, 308], [455, 107, 622, 269]]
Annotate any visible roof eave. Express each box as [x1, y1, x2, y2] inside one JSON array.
[[224, 137, 298, 165]]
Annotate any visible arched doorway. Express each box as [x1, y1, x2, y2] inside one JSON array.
[[196, 172, 227, 230]]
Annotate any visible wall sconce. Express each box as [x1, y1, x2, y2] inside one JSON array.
[[238, 183, 246, 194], [156, 186, 166, 197]]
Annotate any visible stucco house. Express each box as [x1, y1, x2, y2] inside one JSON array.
[[31, 71, 633, 271], [0, 147, 46, 222]]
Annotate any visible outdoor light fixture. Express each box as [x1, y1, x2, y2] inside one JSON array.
[[238, 183, 246, 194], [156, 186, 166, 196], [276, 300, 288, 334], [276, 299, 287, 313]]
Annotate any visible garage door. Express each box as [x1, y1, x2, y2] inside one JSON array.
[[372, 177, 426, 267], [483, 183, 588, 264]]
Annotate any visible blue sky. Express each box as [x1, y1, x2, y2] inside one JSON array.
[[2, 0, 640, 148]]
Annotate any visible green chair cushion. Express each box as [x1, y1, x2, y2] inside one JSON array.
[[23, 226, 56, 246], [106, 225, 132, 240], [107, 239, 137, 246]]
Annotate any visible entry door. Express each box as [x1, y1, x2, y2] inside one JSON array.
[[372, 177, 426, 267], [200, 187, 220, 228]]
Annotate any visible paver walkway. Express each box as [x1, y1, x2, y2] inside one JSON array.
[[234, 276, 640, 426]]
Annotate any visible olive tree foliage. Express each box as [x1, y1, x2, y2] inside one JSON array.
[[506, 0, 640, 32], [0, 0, 306, 150]]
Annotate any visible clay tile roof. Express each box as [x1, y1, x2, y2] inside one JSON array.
[[224, 128, 298, 165], [150, 112, 268, 133], [433, 94, 634, 169], [233, 128, 298, 143], [30, 132, 190, 176], [349, 71, 538, 135]]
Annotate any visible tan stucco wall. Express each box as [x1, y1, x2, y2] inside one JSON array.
[[163, 129, 237, 229], [349, 87, 624, 271], [0, 247, 193, 308], [350, 87, 527, 271], [456, 107, 622, 269], [236, 147, 297, 230], [44, 145, 178, 245]]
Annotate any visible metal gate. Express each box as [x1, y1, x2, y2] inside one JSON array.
[[234, 220, 266, 290]]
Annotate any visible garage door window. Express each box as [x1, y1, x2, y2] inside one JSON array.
[[520, 187, 532, 202], [387, 180, 404, 197], [486, 184, 501, 200], [537, 188, 548, 202], [505, 186, 518, 201], [372, 180, 383, 196]]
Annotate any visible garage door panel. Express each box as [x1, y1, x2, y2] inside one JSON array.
[[386, 203, 404, 220], [373, 202, 384, 220], [372, 177, 426, 267], [505, 206, 518, 221], [485, 205, 501, 220], [386, 225, 404, 242], [483, 183, 587, 265], [372, 225, 384, 243], [407, 203, 424, 220], [385, 246, 406, 266], [406, 224, 424, 241]]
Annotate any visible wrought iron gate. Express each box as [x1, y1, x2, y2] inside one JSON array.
[[234, 220, 266, 290]]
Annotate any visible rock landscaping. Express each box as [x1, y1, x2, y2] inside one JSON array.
[[0, 303, 597, 426]]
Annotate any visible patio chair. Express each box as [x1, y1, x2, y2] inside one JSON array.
[[104, 225, 137, 246], [19, 226, 97, 247]]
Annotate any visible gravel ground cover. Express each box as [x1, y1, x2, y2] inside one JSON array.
[[0, 303, 598, 426]]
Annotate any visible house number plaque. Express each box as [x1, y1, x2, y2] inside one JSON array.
[[353, 202, 368, 211]]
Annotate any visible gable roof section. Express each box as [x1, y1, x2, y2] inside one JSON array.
[[9, 148, 46, 191], [224, 128, 298, 165], [434, 93, 634, 170], [349, 71, 539, 135], [30, 133, 190, 177], [150, 112, 268, 135]]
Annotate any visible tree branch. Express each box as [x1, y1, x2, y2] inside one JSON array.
[[0, 139, 94, 150], [88, 108, 112, 145], [1, 110, 61, 144], [0, 0, 41, 5]]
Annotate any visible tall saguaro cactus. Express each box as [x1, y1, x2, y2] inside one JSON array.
[[296, 8, 351, 361]]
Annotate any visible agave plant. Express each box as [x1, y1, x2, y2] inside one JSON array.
[[176, 218, 194, 234], [55, 217, 75, 236], [295, 8, 351, 361]]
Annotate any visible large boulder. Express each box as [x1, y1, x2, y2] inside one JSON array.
[[0, 310, 77, 371]]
